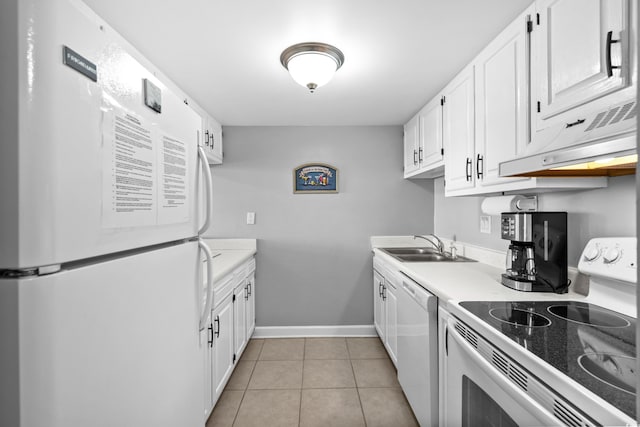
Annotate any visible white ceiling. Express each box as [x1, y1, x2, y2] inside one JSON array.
[[82, 0, 533, 126]]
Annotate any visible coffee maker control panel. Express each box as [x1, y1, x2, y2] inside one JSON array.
[[501, 213, 532, 242]]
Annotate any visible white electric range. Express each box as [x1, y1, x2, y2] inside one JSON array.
[[445, 237, 637, 426]]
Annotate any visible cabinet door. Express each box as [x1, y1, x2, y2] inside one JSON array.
[[233, 284, 247, 357], [443, 65, 476, 192], [384, 282, 398, 366], [419, 97, 444, 168], [212, 294, 234, 400], [246, 273, 256, 339], [373, 270, 385, 340], [533, 0, 631, 130], [403, 115, 420, 176], [209, 117, 224, 164], [475, 7, 532, 188]]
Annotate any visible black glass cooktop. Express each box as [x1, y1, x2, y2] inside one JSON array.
[[460, 301, 636, 419]]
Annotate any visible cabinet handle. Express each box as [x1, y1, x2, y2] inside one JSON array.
[[214, 315, 220, 338], [445, 326, 449, 356], [565, 118, 585, 128], [418, 147, 423, 163], [382, 284, 387, 301], [476, 154, 483, 179], [210, 133, 215, 149], [465, 158, 472, 181], [208, 323, 214, 348], [606, 31, 621, 78], [204, 130, 210, 146], [413, 149, 418, 165], [248, 282, 252, 297]]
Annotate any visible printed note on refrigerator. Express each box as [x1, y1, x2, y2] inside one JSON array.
[[157, 133, 189, 224], [102, 107, 158, 228]]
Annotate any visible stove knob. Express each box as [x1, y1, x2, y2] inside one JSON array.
[[603, 247, 621, 264], [583, 246, 601, 262]]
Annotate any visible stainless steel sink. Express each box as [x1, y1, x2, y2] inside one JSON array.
[[382, 247, 440, 255], [380, 247, 476, 263]]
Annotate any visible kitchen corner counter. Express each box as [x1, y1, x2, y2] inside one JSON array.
[[201, 238, 257, 282], [371, 236, 586, 310]]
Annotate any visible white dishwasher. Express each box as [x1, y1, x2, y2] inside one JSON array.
[[397, 273, 438, 427]]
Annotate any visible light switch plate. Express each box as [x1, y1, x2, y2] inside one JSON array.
[[480, 215, 491, 234], [246, 212, 256, 225]]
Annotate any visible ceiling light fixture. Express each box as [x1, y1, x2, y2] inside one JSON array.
[[280, 42, 344, 93]]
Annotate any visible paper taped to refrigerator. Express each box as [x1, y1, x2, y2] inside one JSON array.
[[157, 133, 189, 225], [102, 108, 158, 228], [102, 104, 191, 228]]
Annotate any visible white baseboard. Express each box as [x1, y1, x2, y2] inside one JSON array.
[[253, 325, 377, 338]]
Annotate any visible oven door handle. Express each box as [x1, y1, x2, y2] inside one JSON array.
[[447, 318, 562, 426]]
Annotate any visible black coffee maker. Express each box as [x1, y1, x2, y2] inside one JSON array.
[[500, 212, 568, 293]]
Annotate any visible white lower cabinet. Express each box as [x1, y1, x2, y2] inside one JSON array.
[[383, 273, 398, 365], [212, 292, 234, 399], [246, 271, 256, 338], [373, 268, 385, 339], [233, 281, 248, 357], [373, 256, 398, 366], [204, 256, 256, 417]]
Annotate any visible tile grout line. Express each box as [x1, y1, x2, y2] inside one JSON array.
[[231, 339, 263, 427], [347, 338, 369, 427], [298, 338, 307, 427]]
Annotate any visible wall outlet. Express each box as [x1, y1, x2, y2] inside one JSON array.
[[480, 215, 491, 234], [246, 212, 256, 225]]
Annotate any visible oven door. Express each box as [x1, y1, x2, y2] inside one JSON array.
[[444, 317, 562, 427]]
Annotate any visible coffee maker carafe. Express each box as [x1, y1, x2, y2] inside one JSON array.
[[501, 212, 568, 293]]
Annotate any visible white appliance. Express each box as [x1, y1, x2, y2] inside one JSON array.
[[0, 0, 215, 426], [397, 273, 438, 427], [444, 237, 637, 426]]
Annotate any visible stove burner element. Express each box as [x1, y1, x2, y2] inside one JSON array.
[[578, 353, 636, 395], [548, 304, 630, 328], [489, 307, 551, 327]]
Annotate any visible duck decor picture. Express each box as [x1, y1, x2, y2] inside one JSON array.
[[293, 163, 338, 194]]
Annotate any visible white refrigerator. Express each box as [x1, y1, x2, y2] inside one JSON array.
[[0, 0, 214, 426]]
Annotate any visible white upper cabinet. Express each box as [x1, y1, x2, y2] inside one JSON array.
[[474, 6, 531, 189], [403, 115, 420, 176], [532, 0, 634, 133], [443, 5, 607, 196], [404, 97, 445, 179], [202, 115, 223, 165], [443, 65, 476, 193], [419, 97, 445, 170]]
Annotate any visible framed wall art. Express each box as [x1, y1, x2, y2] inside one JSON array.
[[293, 163, 338, 194]]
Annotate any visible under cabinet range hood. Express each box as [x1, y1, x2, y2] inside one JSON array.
[[499, 99, 637, 177]]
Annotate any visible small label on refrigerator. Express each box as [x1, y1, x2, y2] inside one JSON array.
[[62, 46, 98, 82]]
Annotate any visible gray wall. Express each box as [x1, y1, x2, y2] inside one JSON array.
[[206, 126, 433, 327], [434, 175, 636, 266]]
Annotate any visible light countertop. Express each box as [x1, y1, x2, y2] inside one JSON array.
[[201, 239, 256, 283], [371, 236, 587, 311]]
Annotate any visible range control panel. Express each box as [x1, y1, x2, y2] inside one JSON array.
[[578, 237, 637, 284]]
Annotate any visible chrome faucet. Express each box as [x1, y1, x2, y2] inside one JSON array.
[[413, 234, 445, 253]]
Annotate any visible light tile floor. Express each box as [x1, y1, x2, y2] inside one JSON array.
[[206, 337, 419, 427]]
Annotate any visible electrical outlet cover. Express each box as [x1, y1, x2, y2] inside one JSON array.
[[480, 215, 491, 234]]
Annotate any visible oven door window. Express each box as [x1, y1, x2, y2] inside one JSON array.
[[462, 375, 517, 427]]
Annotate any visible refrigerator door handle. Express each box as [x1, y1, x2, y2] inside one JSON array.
[[198, 239, 215, 331], [197, 146, 214, 235]]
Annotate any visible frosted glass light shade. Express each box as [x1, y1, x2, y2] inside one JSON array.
[[280, 42, 344, 93]]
